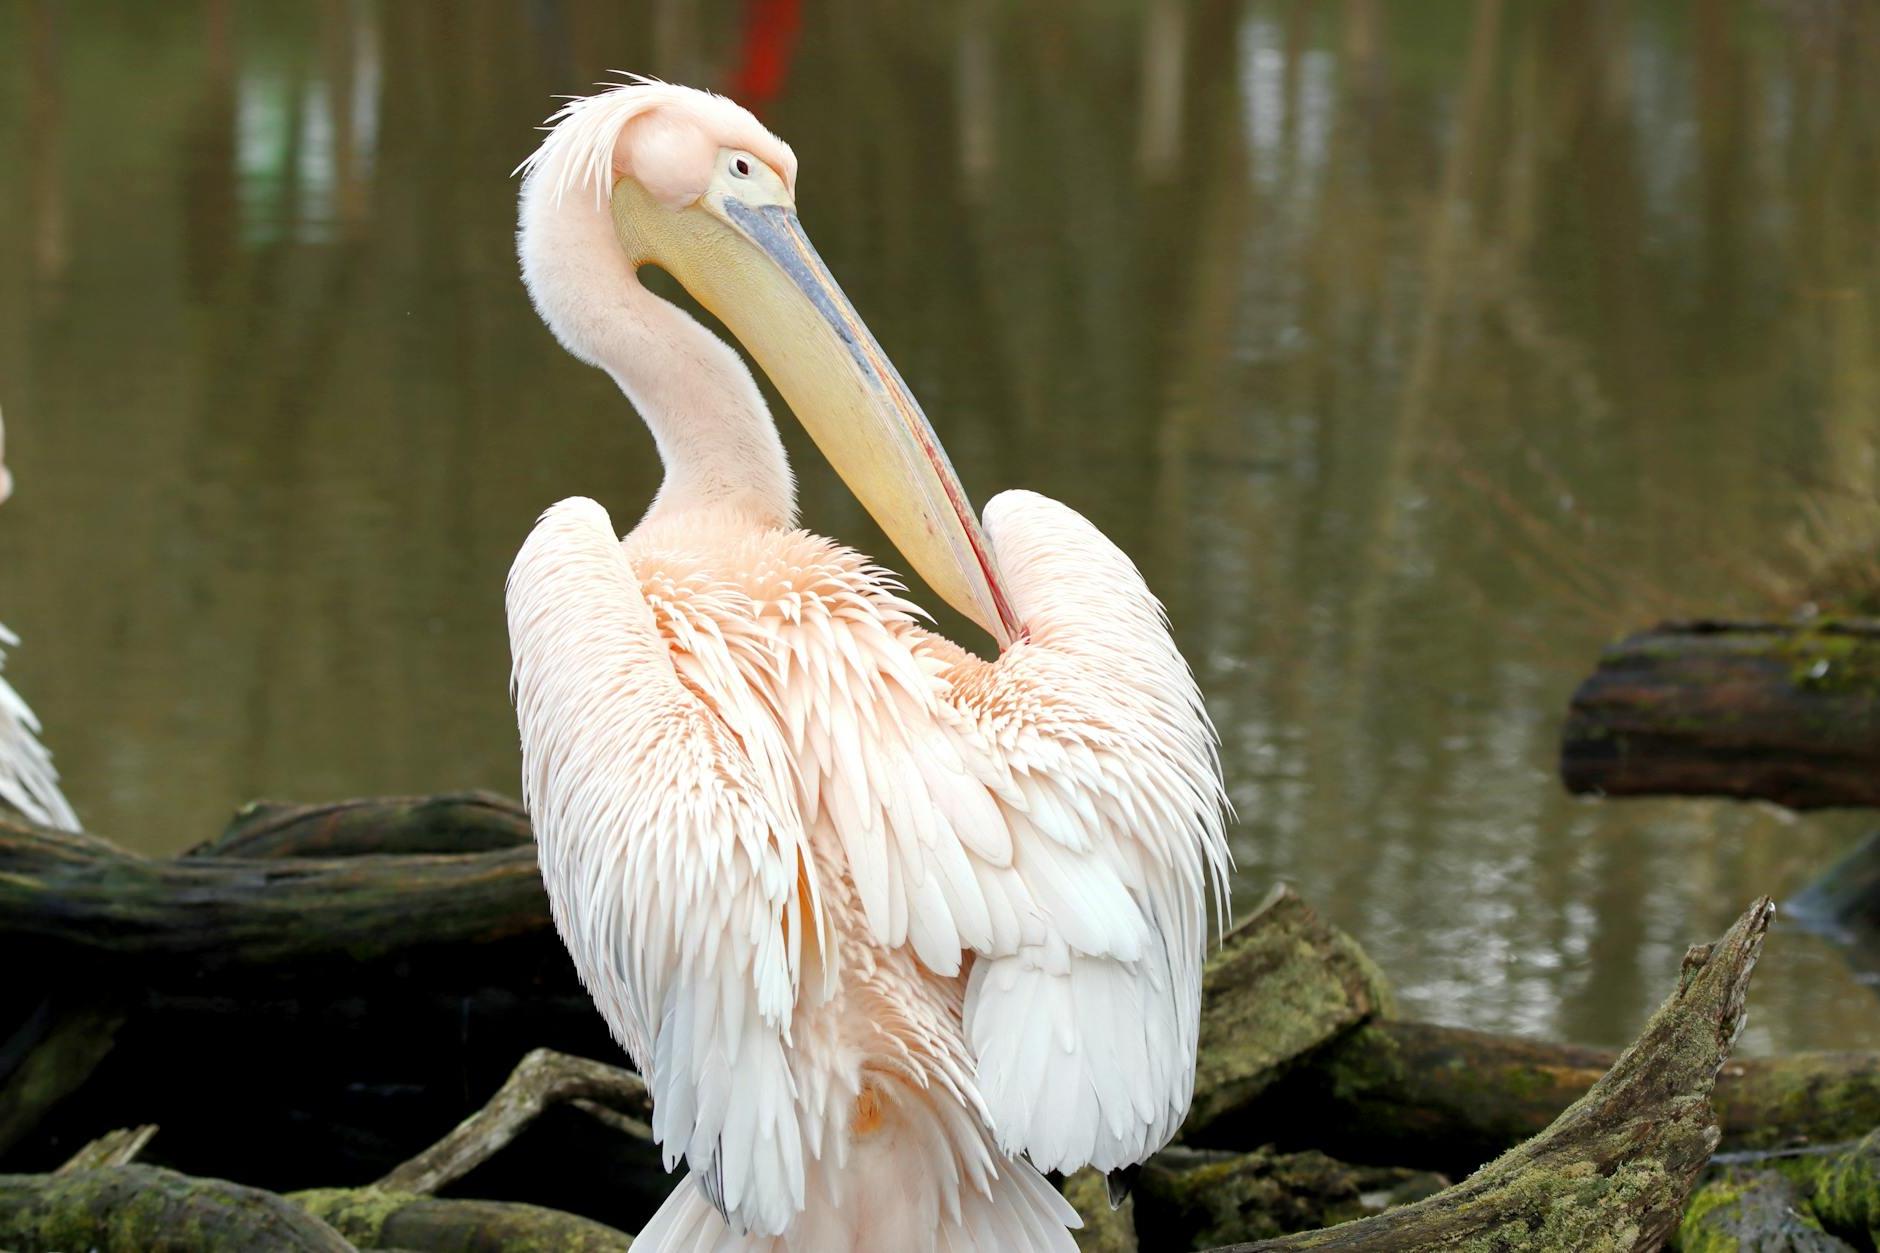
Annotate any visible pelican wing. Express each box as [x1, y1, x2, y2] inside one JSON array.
[[507, 498, 818, 1238], [958, 489, 1230, 1172], [774, 490, 1230, 1174]]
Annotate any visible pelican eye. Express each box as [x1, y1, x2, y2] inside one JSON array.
[[733, 156, 752, 177]]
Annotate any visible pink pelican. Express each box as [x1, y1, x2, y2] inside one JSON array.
[[0, 409, 78, 831], [506, 81, 1229, 1251]]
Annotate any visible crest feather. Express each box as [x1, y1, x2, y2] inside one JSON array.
[[515, 76, 798, 210]]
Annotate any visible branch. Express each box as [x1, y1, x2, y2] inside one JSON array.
[[375, 1047, 651, 1196], [292, 1188, 631, 1252]]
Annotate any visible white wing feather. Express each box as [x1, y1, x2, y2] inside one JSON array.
[[507, 497, 821, 1237], [770, 489, 1230, 1174]]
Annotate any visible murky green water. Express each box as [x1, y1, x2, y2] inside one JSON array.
[[2, 0, 1876, 1053]]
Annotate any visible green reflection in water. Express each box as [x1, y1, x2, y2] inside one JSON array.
[[1, 0, 1876, 1053]]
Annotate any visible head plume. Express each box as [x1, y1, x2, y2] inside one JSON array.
[[517, 75, 798, 211]]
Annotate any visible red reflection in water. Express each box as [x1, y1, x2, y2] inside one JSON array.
[[731, 0, 802, 109]]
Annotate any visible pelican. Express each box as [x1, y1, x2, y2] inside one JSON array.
[[507, 81, 1229, 1251], [0, 410, 78, 831]]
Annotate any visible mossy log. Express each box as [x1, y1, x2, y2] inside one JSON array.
[[1676, 1170, 1852, 1252], [1187, 886, 1392, 1137], [1560, 619, 1880, 809], [0, 1164, 354, 1251], [1208, 898, 1774, 1251], [291, 1188, 633, 1252], [1218, 1018, 1880, 1177]]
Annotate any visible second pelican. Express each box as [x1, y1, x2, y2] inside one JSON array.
[[507, 80, 1229, 1251], [0, 409, 77, 832]]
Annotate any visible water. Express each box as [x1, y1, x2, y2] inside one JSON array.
[[2, 0, 1876, 1053]]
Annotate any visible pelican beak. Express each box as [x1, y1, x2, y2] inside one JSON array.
[[612, 175, 1019, 649]]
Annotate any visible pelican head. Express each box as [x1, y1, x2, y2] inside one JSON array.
[[517, 81, 1018, 646]]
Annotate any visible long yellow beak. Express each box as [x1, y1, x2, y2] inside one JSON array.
[[613, 180, 1019, 649]]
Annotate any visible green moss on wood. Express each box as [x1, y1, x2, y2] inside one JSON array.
[[0, 1165, 352, 1251], [290, 1186, 633, 1251], [1189, 887, 1392, 1134]]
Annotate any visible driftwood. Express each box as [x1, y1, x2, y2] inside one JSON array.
[[6, 807, 1875, 1165], [354, 886, 1763, 1253], [1211, 898, 1774, 1251], [0, 794, 1870, 1248], [1213, 1019, 1880, 1177], [292, 1188, 633, 1252], [375, 1047, 651, 1196], [0, 1165, 355, 1251], [1560, 619, 1880, 809]]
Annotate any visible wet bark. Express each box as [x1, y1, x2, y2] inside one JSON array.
[[1560, 619, 1880, 809]]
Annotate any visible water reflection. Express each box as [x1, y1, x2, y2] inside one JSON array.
[[0, 0, 1875, 1053]]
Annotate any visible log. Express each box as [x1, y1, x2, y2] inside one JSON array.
[[0, 817, 549, 973], [6, 805, 1877, 1194], [0, 1164, 355, 1252], [192, 792, 532, 860], [0, 812, 610, 1186], [1210, 1019, 1880, 1177], [1188, 887, 1392, 1137], [291, 1188, 632, 1252], [1559, 619, 1880, 809], [1208, 898, 1775, 1251]]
